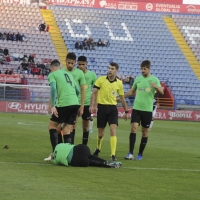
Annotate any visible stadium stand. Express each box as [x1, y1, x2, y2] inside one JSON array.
[[0, 3, 58, 85], [48, 6, 200, 106]]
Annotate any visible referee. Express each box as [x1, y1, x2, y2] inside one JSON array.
[[89, 62, 128, 161]]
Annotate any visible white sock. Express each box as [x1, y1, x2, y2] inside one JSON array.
[[89, 120, 93, 130], [149, 121, 154, 129]]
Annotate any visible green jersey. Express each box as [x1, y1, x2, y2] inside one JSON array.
[[48, 70, 79, 107], [61, 67, 86, 86], [52, 143, 75, 166], [132, 75, 161, 112], [82, 70, 97, 106], [61, 67, 86, 105]]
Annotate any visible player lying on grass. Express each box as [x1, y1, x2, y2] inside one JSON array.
[[49, 143, 122, 168]]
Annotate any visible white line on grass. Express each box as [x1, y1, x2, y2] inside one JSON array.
[[0, 162, 199, 172]]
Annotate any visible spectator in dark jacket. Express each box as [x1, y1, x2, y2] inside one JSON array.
[[75, 41, 83, 50], [3, 48, 9, 56]]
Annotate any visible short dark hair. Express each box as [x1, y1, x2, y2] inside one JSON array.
[[110, 62, 119, 70], [78, 56, 87, 62], [50, 59, 60, 67], [66, 52, 76, 61], [140, 60, 151, 68]]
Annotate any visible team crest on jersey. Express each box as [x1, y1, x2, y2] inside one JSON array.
[[145, 88, 151, 92], [85, 77, 89, 80], [111, 91, 117, 96]]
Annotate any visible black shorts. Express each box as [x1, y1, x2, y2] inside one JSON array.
[[131, 109, 152, 128], [97, 104, 118, 128], [50, 105, 79, 125], [82, 106, 91, 121], [70, 144, 91, 167]]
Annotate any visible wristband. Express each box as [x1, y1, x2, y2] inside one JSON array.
[[125, 111, 129, 114]]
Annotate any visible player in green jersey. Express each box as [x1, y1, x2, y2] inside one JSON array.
[[124, 60, 164, 160], [76, 56, 97, 145], [45, 59, 80, 161], [61, 52, 86, 144], [51, 143, 122, 168]]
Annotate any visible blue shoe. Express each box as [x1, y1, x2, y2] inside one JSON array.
[[89, 129, 93, 133], [136, 154, 142, 160], [124, 152, 134, 160]]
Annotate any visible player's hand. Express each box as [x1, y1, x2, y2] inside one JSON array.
[[89, 106, 97, 114], [78, 106, 84, 117], [150, 83, 157, 89], [116, 96, 120, 101], [47, 104, 52, 114], [124, 113, 128, 121], [52, 106, 58, 118]]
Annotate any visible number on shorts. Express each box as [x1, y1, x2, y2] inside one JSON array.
[[64, 74, 72, 86]]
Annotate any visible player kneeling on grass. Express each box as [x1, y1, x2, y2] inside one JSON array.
[[50, 143, 122, 168]]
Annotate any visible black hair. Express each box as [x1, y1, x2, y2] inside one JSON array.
[[110, 62, 119, 70], [78, 56, 87, 62], [140, 60, 151, 68], [50, 59, 60, 67], [66, 52, 76, 61]]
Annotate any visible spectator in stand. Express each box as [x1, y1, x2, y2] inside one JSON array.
[[21, 34, 28, 42], [5, 68, 13, 75], [16, 32, 22, 41], [82, 39, 88, 50], [0, 47, 3, 54], [102, 40, 106, 46], [45, 24, 50, 32], [97, 39, 105, 47], [0, 32, 3, 40], [18, 61, 29, 72], [129, 75, 134, 86], [39, 23, 46, 32], [7, 32, 12, 41], [106, 40, 110, 47], [32, 66, 40, 75], [12, 33, 17, 41], [88, 37, 95, 50], [75, 40, 83, 50], [3, 48, 9, 56], [28, 54, 34, 63], [23, 54, 28, 62], [3, 32, 7, 40]]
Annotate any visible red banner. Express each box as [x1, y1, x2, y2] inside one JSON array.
[[117, 107, 200, 121], [0, 101, 48, 114], [44, 0, 200, 14], [1, 101, 200, 121], [0, 75, 21, 83]]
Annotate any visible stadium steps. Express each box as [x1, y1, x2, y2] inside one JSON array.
[[40, 9, 67, 66], [163, 17, 200, 80]]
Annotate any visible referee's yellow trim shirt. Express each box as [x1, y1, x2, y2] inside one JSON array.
[[94, 76, 124, 105]]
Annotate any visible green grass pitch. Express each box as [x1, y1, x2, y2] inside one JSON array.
[[0, 113, 200, 200]]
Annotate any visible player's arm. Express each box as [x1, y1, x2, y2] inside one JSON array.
[[50, 82, 59, 117], [50, 82, 57, 107], [150, 79, 164, 95], [124, 87, 136, 98], [89, 87, 98, 113], [119, 95, 129, 120]]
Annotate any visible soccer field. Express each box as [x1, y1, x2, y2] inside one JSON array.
[[0, 113, 199, 200]]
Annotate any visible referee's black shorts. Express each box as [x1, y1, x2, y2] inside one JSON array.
[[70, 144, 91, 167], [97, 104, 118, 128], [50, 105, 79, 125], [131, 109, 152, 128]]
